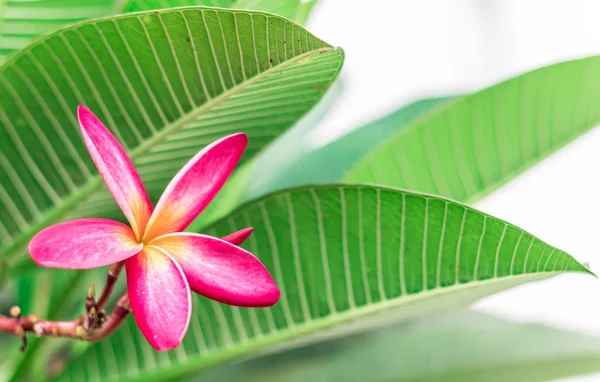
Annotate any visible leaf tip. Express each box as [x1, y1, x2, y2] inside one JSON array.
[[581, 262, 597, 278]]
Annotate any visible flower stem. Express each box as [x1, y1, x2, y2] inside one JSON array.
[[96, 261, 125, 310], [84, 294, 130, 341]]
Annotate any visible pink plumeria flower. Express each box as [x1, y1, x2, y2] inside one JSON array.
[[29, 106, 280, 351]]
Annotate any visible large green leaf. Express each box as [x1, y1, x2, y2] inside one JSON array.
[[122, 0, 319, 25], [0, 0, 118, 63], [0, 6, 344, 269], [344, 57, 600, 203], [57, 185, 591, 382], [199, 310, 600, 382]]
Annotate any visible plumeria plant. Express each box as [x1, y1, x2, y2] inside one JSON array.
[[1, 1, 600, 382]]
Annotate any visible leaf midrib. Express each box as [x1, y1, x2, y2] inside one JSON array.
[[91, 271, 576, 382], [4, 42, 337, 265]]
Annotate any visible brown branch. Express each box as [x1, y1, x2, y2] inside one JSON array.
[[0, 294, 130, 344], [0, 262, 129, 351], [96, 261, 125, 310], [84, 294, 130, 341]]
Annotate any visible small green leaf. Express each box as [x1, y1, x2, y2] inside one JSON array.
[[58, 185, 592, 382]]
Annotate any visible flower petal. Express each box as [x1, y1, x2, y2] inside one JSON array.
[[150, 233, 279, 307], [221, 227, 254, 246], [142, 133, 247, 241], [78, 105, 153, 239], [29, 219, 142, 269], [126, 246, 191, 351]]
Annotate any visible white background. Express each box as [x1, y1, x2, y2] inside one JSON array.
[[305, 1, 600, 380]]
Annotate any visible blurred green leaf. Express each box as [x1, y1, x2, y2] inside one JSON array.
[[247, 56, 600, 209], [344, 57, 600, 204], [0, 255, 8, 291], [0, 0, 319, 65], [58, 184, 591, 382], [199, 310, 600, 382], [241, 95, 456, 201], [0, 0, 119, 63], [122, 0, 319, 25]]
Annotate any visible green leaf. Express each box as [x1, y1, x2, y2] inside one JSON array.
[[242, 95, 456, 201], [122, 0, 319, 25], [198, 310, 600, 382], [57, 185, 591, 382], [0, 0, 119, 63], [344, 57, 600, 203], [0, 6, 344, 269]]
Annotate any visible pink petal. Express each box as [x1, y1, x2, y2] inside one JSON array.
[[78, 105, 153, 239], [142, 133, 247, 241], [126, 246, 191, 351], [221, 227, 254, 246], [29, 219, 142, 269], [150, 233, 280, 307]]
